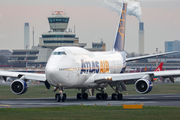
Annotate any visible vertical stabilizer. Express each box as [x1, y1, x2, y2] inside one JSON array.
[[113, 3, 127, 51], [155, 62, 163, 71]]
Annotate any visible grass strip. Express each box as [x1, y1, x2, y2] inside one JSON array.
[[0, 106, 180, 120]]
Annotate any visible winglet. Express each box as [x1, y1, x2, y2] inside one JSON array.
[[113, 3, 127, 51]]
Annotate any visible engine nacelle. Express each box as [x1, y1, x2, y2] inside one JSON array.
[[10, 79, 28, 95], [135, 79, 153, 94]]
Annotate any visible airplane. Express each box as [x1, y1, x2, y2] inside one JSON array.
[[0, 3, 180, 102]]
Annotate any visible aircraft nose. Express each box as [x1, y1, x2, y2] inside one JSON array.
[[45, 61, 59, 85]]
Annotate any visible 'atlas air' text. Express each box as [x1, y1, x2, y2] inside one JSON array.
[[80, 60, 109, 74]]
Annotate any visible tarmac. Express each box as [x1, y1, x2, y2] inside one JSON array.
[[0, 94, 180, 108]]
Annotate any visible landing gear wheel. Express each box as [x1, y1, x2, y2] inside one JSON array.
[[112, 93, 116, 100], [62, 95, 66, 102], [77, 93, 82, 100], [63, 93, 67, 100], [117, 93, 123, 100], [96, 93, 101, 100], [83, 93, 88, 100], [55, 94, 58, 100], [101, 93, 105, 99], [104, 93, 108, 100], [56, 94, 61, 102]]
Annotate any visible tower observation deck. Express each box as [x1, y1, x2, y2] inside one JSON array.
[[48, 11, 69, 32], [39, 11, 86, 49]]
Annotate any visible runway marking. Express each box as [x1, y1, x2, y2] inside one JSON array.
[[163, 96, 180, 97], [0, 104, 11, 107]]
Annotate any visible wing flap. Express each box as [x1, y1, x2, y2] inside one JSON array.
[[94, 70, 180, 84]]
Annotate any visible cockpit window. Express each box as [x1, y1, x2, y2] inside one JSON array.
[[52, 51, 66, 55]]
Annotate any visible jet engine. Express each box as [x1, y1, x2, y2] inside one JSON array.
[[135, 79, 153, 94], [10, 79, 28, 95]]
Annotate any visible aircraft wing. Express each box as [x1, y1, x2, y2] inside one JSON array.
[[93, 70, 180, 84], [126, 51, 178, 62], [0, 70, 46, 82]]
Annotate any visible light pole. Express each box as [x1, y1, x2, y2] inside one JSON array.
[[156, 48, 158, 67]]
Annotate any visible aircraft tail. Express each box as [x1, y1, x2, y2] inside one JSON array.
[[155, 62, 163, 71], [113, 3, 127, 51], [153, 62, 163, 81]]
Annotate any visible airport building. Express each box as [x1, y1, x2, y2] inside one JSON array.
[[165, 40, 180, 54], [24, 23, 30, 49], [0, 50, 12, 59], [8, 46, 53, 67], [39, 11, 86, 49], [86, 41, 106, 51]]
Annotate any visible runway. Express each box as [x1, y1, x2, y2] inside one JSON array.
[[0, 94, 180, 108]]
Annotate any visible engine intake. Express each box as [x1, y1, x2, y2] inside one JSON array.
[[135, 79, 153, 94], [10, 79, 28, 95]]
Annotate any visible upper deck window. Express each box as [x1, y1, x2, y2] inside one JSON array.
[[52, 51, 66, 55]]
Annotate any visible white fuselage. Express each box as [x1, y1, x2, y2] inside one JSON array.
[[45, 47, 126, 89]]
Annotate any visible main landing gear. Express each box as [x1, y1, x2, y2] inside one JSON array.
[[96, 88, 108, 100], [109, 84, 123, 100], [77, 89, 88, 100], [55, 87, 66, 102]]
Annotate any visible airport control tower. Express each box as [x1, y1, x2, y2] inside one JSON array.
[[39, 11, 86, 49]]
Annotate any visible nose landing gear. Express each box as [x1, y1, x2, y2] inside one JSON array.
[[55, 87, 66, 102]]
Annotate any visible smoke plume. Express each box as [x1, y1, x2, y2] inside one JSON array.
[[102, 0, 142, 21]]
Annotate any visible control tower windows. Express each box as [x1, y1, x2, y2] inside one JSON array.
[[42, 35, 75, 38], [48, 18, 69, 23], [44, 41, 74, 43]]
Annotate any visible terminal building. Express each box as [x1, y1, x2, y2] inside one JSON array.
[[86, 41, 106, 51], [0, 50, 12, 59], [8, 46, 53, 67]]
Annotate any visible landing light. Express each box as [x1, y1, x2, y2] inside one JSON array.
[[105, 77, 112, 80]]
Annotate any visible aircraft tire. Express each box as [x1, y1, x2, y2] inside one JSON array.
[[112, 93, 116, 100], [55, 94, 58, 100], [85, 93, 88, 100], [118, 93, 123, 100], [77, 93, 82, 100], [104, 93, 108, 100], [83, 93, 88, 100], [62, 95, 66, 102], [63, 93, 67, 100], [96, 93, 100, 99], [101, 93, 105, 99], [56, 94, 61, 102]]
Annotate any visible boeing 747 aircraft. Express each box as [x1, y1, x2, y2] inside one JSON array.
[[1, 3, 179, 102]]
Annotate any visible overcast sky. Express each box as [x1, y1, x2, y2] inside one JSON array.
[[0, 0, 179, 54]]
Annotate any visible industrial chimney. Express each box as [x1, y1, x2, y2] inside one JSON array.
[[139, 22, 144, 55]]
